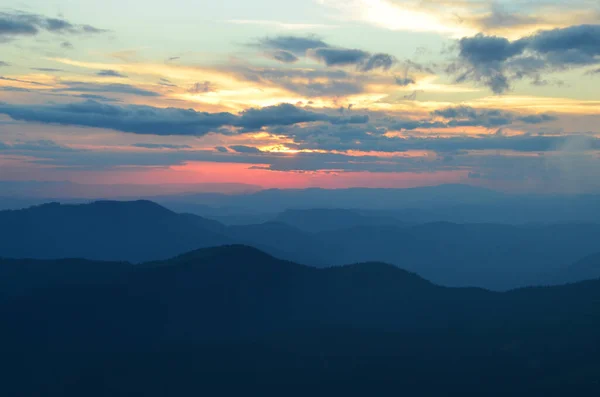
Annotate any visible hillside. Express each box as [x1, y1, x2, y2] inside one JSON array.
[[0, 200, 232, 262], [1, 246, 600, 396], [3, 200, 600, 289]]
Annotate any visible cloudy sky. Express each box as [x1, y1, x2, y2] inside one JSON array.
[[1, 0, 600, 193]]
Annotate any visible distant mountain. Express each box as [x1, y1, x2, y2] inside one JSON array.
[[0, 180, 261, 199], [4, 200, 600, 289], [551, 252, 600, 284], [155, 184, 506, 213], [155, 187, 600, 226], [2, 246, 600, 396], [311, 222, 600, 289], [0, 200, 232, 262], [274, 208, 405, 232]]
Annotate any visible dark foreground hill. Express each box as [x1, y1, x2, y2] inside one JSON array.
[[1, 246, 600, 396]]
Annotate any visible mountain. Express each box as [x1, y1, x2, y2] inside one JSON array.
[[274, 208, 405, 232], [2, 246, 600, 396], [155, 184, 505, 213], [551, 252, 600, 284], [0, 200, 231, 262], [4, 200, 600, 289], [310, 222, 600, 289]]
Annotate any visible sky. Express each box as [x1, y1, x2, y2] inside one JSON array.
[[1, 0, 600, 194]]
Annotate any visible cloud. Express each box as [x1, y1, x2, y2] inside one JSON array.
[[158, 78, 177, 87], [450, 24, 600, 93], [474, 4, 541, 31], [58, 82, 160, 97], [237, 103, 367, 130], [131, 143, 192, 149], [395, 76, 416, 86], [228, 65, 366, 97], [0, 100, 237, 136], [61, 41, 74, 49], [0, 139, 75, 152], [265, 50, 299, 63], [276, 120, 599, 153], [310, 47, 370, 67], [97, 70, 128, 78], [255, 34, 396, 71], [0, 86, 30, 92], [0, 61, 9, 67], [0, 76, 49, 86], [359, 53, 396, 72], [188, 81, 217, 94], [0, 11, 107, 40], [215, 146, 229, 153], [31, 67, 64, 72], [229, 145, 263, 154], [256, 35, 329, 55], [0, 100, 369, 136], [432, 106, 556, 128], [308, 46, 396, 71]]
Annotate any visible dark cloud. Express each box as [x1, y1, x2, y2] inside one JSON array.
[[229, 145, 263, 154], [131, 143, 192, 149], [0, 100, 368, 136], [256, 35, 329, 55], [237, 103, 365, 130], [0, 139, 75, 152], [0, 61, 9, 67], [59, 82, 160, 97], [433, 106, 556, 128], [255, 35, 396, 72], [310, 48, 396, 71], [75, 94, 122, 102], [450, 24, 600, 93], [97, 70, 127, 78], [31, 67, 64, 72], [0, 11, 106, 40], [265, 50, 299, 63], [360, 53, 396, 72], [61, 41, 74, 49], [0, 76, 49, 86], [228, 65, 366, 97], [188, 81, 217, 94], [395, 76, 416, 86], [0, 100, 237, 136], [518, 114, 557, 124], [458, 34, 526, 64], [215, 146, 229, 153], [0, 86, 30, 92], [311, 48, 370, 67], [158, 78, 177, 87], [276, 120, 599, 153]]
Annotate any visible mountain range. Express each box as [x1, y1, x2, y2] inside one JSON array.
[[2, 200, 600, 289]]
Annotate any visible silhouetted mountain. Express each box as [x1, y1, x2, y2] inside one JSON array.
[[0, 200, 232, 262], [0, 257, 129, 297], [2, 246, 600, 396]]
